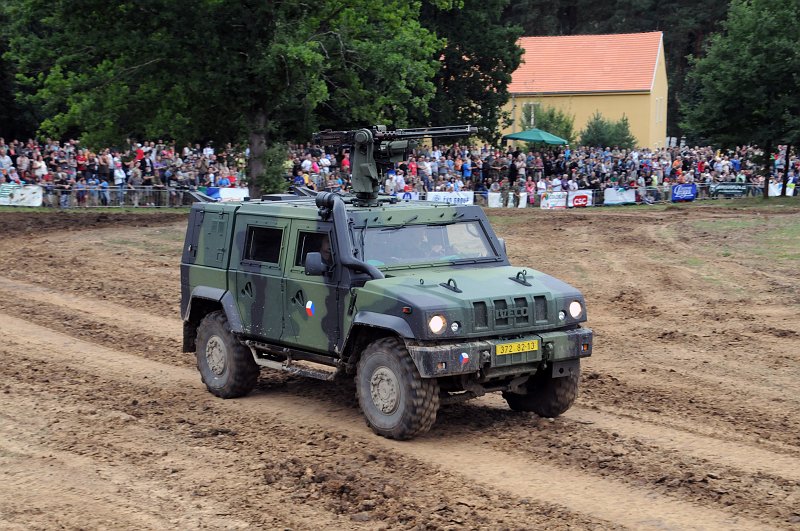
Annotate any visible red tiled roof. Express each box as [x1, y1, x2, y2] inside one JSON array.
[[509, 32, 663, 94]]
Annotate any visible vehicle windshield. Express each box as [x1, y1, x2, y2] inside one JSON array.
[[361, 221, 498, 267]]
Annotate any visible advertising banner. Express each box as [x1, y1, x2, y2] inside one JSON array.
[[487, 192, 520, 208], [426, 191, 473, 205], [568, 190, 594, 208], [398, 191, 421, 201], [540, 191, 568, 209], [604, 187, 637, 205], [710, 182, 747, 197], [0, 184, 43, 207], [487, 192, 502, 208], [769, 182, 783, 196], [218, 188, 249, 202], [671, 183, 697, 202]]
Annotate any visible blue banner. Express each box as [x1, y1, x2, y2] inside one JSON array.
[[671, 183, 697, 202], [204, 187, 221, 200]]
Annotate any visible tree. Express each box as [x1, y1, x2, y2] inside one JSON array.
[[0, 9, 36, 139], [419, 0, 523, 142], [681, 0, 800, 197], [520, 103, 575, 144], [3, 0, 444, 193], [579, 112, 613, 147], [610, 115, 637, 150], [579, 112, 636, 148]]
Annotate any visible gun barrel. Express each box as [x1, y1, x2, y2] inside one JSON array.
[[312, 130, 354, 147], [374, 125, 476, 141], [313, 125, 476, 147]]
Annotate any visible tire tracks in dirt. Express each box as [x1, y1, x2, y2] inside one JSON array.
[[3, 274, 797, 468], [0, 313, 778, 530]]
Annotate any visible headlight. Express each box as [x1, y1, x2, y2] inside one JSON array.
[[429, 315, 447, 334], [569, 300, 583, 319]]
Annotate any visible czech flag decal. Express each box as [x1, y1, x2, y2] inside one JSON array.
[[305, 300, 315, 317], [459, 352, 469, 366]]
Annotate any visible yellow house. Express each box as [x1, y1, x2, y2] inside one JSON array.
[[504, 32, 668, 149]]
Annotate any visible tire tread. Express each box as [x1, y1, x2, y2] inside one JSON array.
[[357, 337, 439, 440], [196, 311, 258, 399], [503, 365, 579, 417]]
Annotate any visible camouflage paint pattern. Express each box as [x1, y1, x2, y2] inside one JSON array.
[[181, 196, 592, 380]]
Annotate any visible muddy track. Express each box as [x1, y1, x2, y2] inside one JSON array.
[[1, 208, 799, 529]]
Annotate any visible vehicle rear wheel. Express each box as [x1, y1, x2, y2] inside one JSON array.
[[196, 311, 259, 398], [356, 337, 439, 440], [503, 362, 580, 417]]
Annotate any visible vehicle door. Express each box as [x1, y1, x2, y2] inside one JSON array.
[[283, 220, 341, 354], [232, 215, 289, 341]]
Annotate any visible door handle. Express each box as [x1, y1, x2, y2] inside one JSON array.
[[290, 290, 306, 307], [241, 281, 253, 298]]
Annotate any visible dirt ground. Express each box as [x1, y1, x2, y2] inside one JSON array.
[[0, 203, 799, 530]]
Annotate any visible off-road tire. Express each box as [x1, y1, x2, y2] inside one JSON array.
[[503, 363, 580, 417], [356, 337, 439, 440], [196, 311, 259, 398]]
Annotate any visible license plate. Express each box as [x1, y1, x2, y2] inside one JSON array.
[[496, 340, 538, 355]]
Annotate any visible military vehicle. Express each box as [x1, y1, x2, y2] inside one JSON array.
[[181, 125, 592, 440]]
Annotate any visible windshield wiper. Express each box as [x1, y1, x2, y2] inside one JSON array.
[[381, 215, 419, 231], [425, 221, 455, 227]]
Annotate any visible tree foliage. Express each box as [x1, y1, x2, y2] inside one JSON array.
[[3, 0, 444, 185], [681, 0, 800, 149], [1, 0, 500, 146], [520, 103, 575, 144], [579, 111, 637, 148], [419, 0, 523, 142]]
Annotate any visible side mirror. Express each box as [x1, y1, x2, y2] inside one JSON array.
[[304, 252, 328, 276], [497, 237, 507, 256]]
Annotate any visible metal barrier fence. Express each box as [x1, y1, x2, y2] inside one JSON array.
[[0, 181, 795, 209], [0, 185, 193, 208], [387, 182, 795, 209]]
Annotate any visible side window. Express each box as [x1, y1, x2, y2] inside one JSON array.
[[294, 231, 329, 267], [244, 226, 282, 263]]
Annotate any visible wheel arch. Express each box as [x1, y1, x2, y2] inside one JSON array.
[[341, 323, 402, 375], [183, 287, 244, 352]]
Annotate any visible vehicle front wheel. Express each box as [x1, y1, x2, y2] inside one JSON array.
[[503, 363, 579, 417], [196, 311, 259, 398], [356, 337, 439, 440]]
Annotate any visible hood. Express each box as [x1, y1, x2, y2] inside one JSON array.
[[355, 266, 587, 339]]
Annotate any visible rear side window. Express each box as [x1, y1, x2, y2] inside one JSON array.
[[244, 226, 282, 263]]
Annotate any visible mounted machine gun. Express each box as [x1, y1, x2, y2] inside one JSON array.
[[313, 125, 476, 206]]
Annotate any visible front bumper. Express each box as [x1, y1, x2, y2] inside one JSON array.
[[405, 327, 592, 378]]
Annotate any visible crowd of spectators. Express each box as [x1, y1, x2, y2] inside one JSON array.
[[1, 134, 796, 208], [0, 137, 248, 207], [284, 142, 798, 205]]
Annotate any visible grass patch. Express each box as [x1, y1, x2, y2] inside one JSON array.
[[691, 219, 764, 232], [681, 215, 800, 273]]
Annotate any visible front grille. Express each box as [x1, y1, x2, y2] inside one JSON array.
[[491, 297, 530, 329], [472, 297, 548, 332], [494, 299, 509, 327], [473, 301, 488, 329], [534, 296, 547, 321]]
